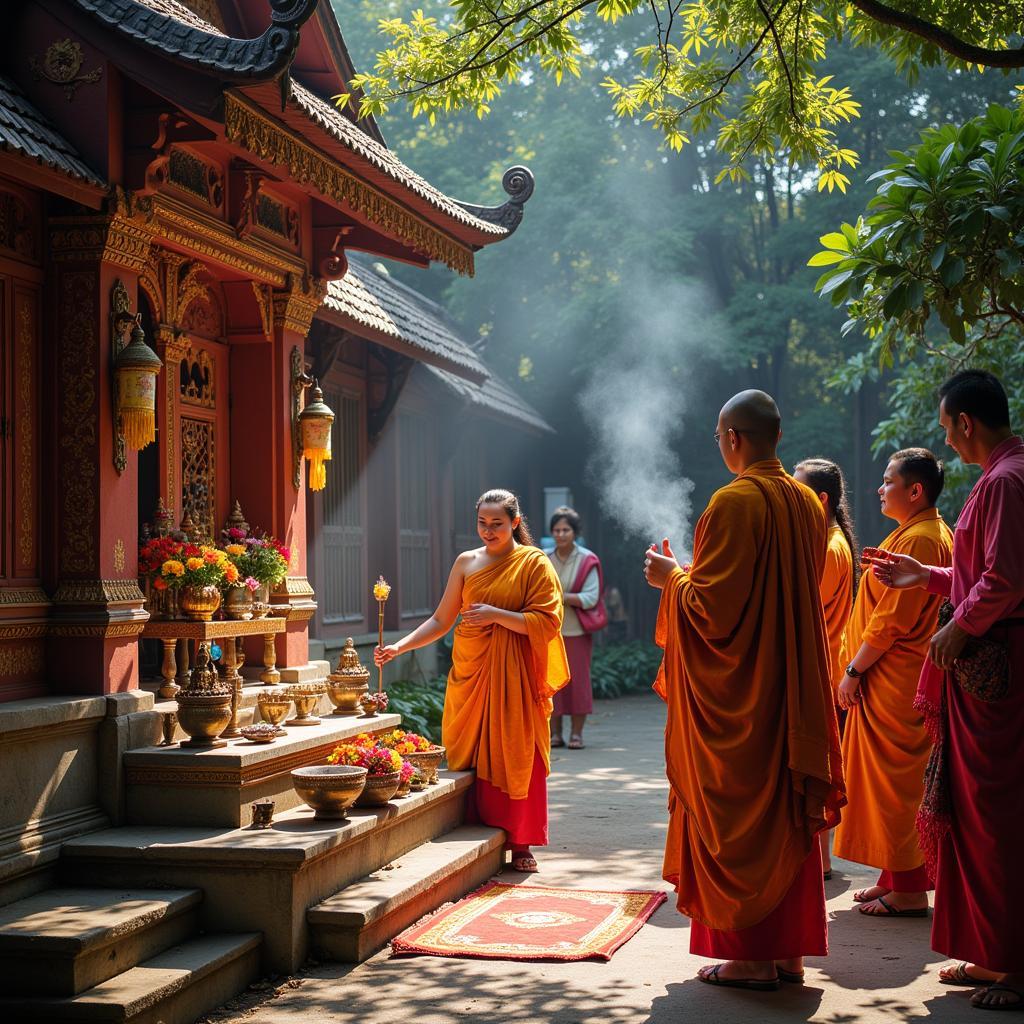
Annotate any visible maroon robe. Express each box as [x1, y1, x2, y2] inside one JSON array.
[[919, 436, 1024, 972]]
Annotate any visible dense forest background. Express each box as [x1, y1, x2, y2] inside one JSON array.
[[332, 1, 1022, 637]]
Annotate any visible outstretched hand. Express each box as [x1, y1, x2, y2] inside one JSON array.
[[862, 547, 929, 590], [644, 539, 679, 590]]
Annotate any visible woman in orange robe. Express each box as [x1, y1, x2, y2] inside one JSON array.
[[376, 488, 568, 873], [646, 390, 845, 992], [833, 449, 953, 916], [794, 458, 859, 880]]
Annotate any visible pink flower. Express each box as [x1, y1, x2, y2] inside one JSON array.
[[228, 527, 246, 540], [244, 576, 259, 593]]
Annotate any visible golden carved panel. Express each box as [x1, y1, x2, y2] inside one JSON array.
[[0, 643, 44, 678], [181, 417, 216, 542], [58, 270, 98, 575], [15, 296, 35, 572]]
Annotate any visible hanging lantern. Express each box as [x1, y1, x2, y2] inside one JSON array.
[[114, 316, 163, 450], [297, 383, 334, 491]]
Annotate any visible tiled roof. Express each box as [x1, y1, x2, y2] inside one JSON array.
[[323, 256, 489, 380], [288, 81, 506, 238], [0, 75, 104, 187], [422, 362, 553, 435], [73, 0, 314, 78], [324, 256, 551, 434]]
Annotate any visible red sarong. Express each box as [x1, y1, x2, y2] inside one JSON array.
[[553, 634, 594, 716], [466, 748, 548, 848], [689, 846, 827, 959], [877, 865, 932, 893]]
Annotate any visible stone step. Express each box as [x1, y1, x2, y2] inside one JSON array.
[[0, 931, 261, 1023], [308, 825, 504, 963], [0, 887, 202, 997], [123, 712, 403, 827], [61, 772, 474, 973]]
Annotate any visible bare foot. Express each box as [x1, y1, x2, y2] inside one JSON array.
[[971, 974, 1024, 1009], [698, 959, 777, 983], [853, 884, 891, 903], [858, 891, 928, 916], [940, 962, 999, 985], [775, 957, 805, 983]]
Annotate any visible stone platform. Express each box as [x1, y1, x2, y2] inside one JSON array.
[[61, 771, 487, 972], [124, 711, 402, 827]]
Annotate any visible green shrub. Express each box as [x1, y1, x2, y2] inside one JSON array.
[[386, 677, 446, 744], [590, 641, 662, 700]]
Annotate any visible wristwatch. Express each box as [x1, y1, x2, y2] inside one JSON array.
[[845, 664, 862, 679]]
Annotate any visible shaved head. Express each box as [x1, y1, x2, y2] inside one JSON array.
[[720, 390, 782, 440]]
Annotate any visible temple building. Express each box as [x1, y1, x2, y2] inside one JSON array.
[[0, 2, 545, 1018]]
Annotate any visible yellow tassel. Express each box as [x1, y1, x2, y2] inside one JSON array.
[[121, 408, 156, 450], [305, 448, 330, 491]]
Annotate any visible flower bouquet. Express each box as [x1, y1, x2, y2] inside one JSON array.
[[395, 759, 416, 798], [359, 691, 389, 717], [158, 544, 236, 620], [380, 729, 445, 784], [328, 742, 403, 805], [223, 530, 289, 618]]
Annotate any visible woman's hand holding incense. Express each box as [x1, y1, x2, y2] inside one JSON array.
[[374, 644, 400, 666]]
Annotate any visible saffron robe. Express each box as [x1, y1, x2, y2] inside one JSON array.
[[655, 460, 845, 935], [923, 436, 1024, 972], [833, 508, 953, 873], [822, 526, 854, 699], [443, 545, 569, 840]]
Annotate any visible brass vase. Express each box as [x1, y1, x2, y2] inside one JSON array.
[[179, 584, 222, 622], [251, 583, 271, 619], [354, 770, 401, 807], [257, 691, 292, 735], [291, 765, 367, 820], [223, 586, 254, 620], [326, 638, 370, 715]]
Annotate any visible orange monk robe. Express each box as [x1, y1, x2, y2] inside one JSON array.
[[833, 508, 953, 873], [655, 460, 846, 932], [443, 545, 569, 802], [821, 526, 854, 700]]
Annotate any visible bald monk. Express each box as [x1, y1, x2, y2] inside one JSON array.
[[376, 488, 568, 873], [645, 390, 845, 991], [833, 449, 953, 917]]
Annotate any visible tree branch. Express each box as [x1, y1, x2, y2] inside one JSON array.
[[756, 0, 797, 117], [848, 0, 1024, 68]]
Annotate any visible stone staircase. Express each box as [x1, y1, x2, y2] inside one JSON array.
[[0, 688, 503, 1022], [0, 887, 260, 1022]]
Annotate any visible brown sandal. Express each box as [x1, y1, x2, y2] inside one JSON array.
[[568, 735, 584, 749], [551, 735, 565, 748]]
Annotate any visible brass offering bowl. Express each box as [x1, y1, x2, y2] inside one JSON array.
[[404, 745, 445, 785], [285, 682, 326, 726], [291, 765, 367, 820], [354, 770, 402, 807], [256, 690, 292, 735], [176, 693, 231, 748]]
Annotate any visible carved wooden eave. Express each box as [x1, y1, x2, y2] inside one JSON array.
[[224, 91, 479, 276]]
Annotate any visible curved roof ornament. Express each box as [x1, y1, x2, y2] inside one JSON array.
[[71, 0, 319, 96], [454, 166, 535, 235]]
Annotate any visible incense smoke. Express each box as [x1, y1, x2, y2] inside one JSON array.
[[578, 278, 715, 560]]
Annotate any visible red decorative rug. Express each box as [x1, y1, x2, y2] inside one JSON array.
[[392, 882, 667, 962]]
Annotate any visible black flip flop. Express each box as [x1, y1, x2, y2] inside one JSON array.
[[778, 968, 805, 985], [698, 964, 780, 991], [859, 894, 928, 917]]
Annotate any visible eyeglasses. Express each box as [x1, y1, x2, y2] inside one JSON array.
[[715, 427, 754, 444]]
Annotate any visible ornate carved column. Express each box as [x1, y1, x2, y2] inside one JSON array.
[[230, 273, 324, 670], [46, 204, 152, 693]]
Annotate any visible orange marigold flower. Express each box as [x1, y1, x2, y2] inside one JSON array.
[[186, 557, 204, 571]]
